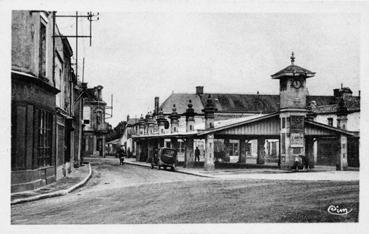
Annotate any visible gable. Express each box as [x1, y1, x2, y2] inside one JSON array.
[[215, 115, 280, 136]]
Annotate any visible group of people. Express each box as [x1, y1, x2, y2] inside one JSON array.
[[293, 154, 310, 171]]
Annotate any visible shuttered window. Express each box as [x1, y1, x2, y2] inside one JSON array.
[[38, 109, 52, 167]]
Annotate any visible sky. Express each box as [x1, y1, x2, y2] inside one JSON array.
[[56, 12, 360, 127]]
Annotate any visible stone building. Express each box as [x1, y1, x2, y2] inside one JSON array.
[[11, 11, 83, 192], [54, 26, 81, 179], [82, 85, 109, 157], [120, 116, 140, 156], [128, 53, 359, 170]]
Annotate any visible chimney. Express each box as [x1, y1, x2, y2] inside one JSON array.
[[96, 85, 103, 100], [333, 88, 340, 98], [154, 97, 159, 115], [196, 86, 204, 95], [127, 115, 130, 121]]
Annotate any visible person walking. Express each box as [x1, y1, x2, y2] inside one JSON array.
[[118, 147, 126, 165], [195, 146, 200, 162]]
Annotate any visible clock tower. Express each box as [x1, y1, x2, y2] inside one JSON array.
[[271, 52, 315, 169]]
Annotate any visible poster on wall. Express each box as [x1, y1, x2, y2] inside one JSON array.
[[290, 132, 304, 147], [290, 115, 304, 131]]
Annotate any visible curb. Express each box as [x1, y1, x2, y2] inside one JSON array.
[[11, 163, 92, 205], [124, 161, 213, 178]]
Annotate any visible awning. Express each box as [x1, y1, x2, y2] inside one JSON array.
[[106, 138, 121, 144]]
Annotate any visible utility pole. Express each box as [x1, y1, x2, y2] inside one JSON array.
[[105, 94, 114, 119], [82, 57, 85, 82], [54, 11, 99, 165]]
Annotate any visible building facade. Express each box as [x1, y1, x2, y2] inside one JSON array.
[[126, 53, 359, 171], [11, 10, 83, 192], [82, 85, 109, 157]]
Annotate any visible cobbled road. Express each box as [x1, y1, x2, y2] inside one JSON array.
[[11, 157, 359, 224]]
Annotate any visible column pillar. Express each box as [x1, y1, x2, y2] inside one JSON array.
[[93, 135, 97, 155], [337, 134, 348, 170], [305, 136, 314, 168], [204, 134, 215, 171], [239, 138, 246, 163], [257, 137, 265, 164], [224, 138, 229, 159], [184, 138, 194, 168], [147, 141, 153, 163], [313, 138, 318, 166], [102, 135, 106, 158], [136, 141, 141, 161]]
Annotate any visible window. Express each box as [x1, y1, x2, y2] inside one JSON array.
[[229, 140, 239, 156], [327, 118, 333, 126], [173, 127, 177, 132], [38, 109, 52, 167], [282, 117, 286, 129], [39, 20, 46, 78], [189, 125, 193, 131]]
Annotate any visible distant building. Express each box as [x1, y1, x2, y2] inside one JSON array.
[[125, 53, 359, 170], [82, 85, 109, 157], [120, 115, 139, 156]]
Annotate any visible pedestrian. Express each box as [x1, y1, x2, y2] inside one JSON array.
[[303, 155, 310, 171], [195, 146, 200, 162], [119, 147, 125, 165]]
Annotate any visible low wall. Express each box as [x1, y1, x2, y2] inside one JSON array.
[[11, 166, 55, 193]]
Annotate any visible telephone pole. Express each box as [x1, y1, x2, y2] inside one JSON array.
[[53, 11, 99, 165]]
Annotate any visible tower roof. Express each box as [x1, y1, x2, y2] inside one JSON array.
[[271, 52, 315, 79]]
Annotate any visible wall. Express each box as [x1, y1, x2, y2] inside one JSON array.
[[11, 74, 57, 192], [12, 11, 54, 85], [11, 11, 82, 192], [314, 112, 360, 132]]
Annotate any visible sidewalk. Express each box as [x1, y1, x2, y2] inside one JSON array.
[[124, 158, 213, 178], [11, 163, 92, 205], [124, 158, 359, 181]]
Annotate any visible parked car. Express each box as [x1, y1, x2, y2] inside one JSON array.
[[151, 147, 177, 171]]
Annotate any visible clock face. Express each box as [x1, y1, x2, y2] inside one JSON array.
[[291, 80, 302, 89]]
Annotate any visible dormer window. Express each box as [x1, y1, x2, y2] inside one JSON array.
[[327, 118, 333, 126]]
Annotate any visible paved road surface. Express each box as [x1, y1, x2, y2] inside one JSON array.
[[11, 157, 359, 224]]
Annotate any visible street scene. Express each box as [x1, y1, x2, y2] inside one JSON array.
[[8, 4, 362, 230], [11, 157, 359, 224]]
